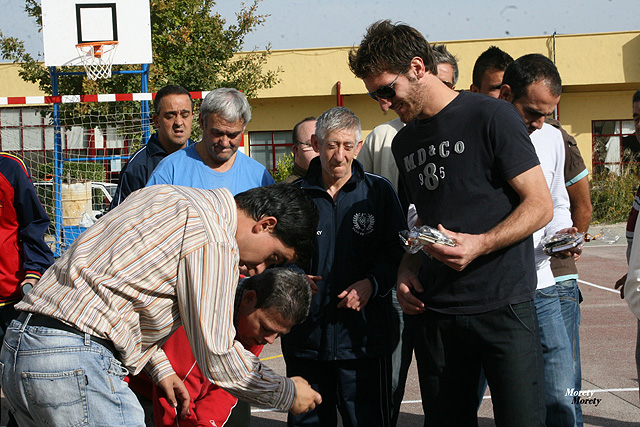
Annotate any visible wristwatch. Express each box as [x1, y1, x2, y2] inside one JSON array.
[[21, 282, 34, 295]]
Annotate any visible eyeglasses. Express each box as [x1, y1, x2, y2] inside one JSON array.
[[295, 141, 314, 150], [441, 80, 454, 89], [368, 72, 402, 101]]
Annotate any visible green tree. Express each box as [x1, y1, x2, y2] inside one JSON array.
[[0, 0, 280, 129]]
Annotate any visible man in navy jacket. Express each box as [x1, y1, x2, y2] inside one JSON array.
[[282, 107, 406, 427], [110, 85, 194, 208]]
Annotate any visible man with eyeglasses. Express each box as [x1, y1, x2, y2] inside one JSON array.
[[282, 106, 406, 426], [284, 117, 318, 183], [349, 20, 552, 426]]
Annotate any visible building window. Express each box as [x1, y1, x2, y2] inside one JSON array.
[[249, 131, 293, 172], [0, 108, 55, 152], [592, 119, 638, 175], [0, 106, 131, 182]]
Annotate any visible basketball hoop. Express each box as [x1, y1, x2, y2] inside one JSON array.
[[75, 41, 119, 80]]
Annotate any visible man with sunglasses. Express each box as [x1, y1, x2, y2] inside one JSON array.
[[359, 42, 458, 196], [357, 41, 459, 426], [349, 20, 552, 426], [284, 117, 318, 183]]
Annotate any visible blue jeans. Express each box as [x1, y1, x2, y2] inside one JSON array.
[[0, 314, 145, 426], [535, 285, 577, 427], [556, 278, 583, 426]]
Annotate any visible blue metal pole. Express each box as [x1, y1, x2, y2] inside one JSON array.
[[141, 64, 151, 142], [49, 66, 63, 256]]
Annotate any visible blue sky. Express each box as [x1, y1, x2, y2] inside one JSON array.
[[1, 0, 638, 61]]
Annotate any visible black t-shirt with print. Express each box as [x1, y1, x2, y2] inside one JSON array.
[[392, 91, 540, 314]]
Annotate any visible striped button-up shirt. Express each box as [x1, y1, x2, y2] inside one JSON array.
[[17, 184, 295, 411]]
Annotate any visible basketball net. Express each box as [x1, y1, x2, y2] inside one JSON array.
[[75, 41, 119, 80]]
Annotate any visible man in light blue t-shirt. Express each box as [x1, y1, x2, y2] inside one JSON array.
[[145, 87, 275, 426], [147, 88, 274, 194]]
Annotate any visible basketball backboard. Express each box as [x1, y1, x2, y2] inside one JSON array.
[[42, 0, 152, 67]]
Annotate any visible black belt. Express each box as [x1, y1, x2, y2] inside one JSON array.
[[18, 312, 117, 356]]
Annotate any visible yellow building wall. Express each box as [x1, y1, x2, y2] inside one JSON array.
[[559, 90, 637, 165], [2, 31, 639, 171], [247, 31, 640, 171], [0, 63, 46, 98]]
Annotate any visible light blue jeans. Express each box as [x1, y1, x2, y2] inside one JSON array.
[[0, 314, 144, 426], [556, 278, 583, 426], [535, 285, 577, 427]]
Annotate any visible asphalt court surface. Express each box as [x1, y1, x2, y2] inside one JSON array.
[[251, 223, 640, 426]]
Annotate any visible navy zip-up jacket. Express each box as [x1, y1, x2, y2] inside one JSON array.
[[110, 134, 194, 209], [282, 157, 407, 360]]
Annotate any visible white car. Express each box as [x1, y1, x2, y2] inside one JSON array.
[[34, 181, 117, 220]]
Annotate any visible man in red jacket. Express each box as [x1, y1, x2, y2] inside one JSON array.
[[0, 152, 54, 426], [0, 152, 53, 335], [147, 267, 312, 427]]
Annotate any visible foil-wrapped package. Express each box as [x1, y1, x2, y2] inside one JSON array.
[[400, 225, 456, 254], [541, 232, 584, 256]]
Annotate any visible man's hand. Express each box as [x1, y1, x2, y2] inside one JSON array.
[[615, 274, 627, 299], [337, 279, 373, 311], [290, 376, 322, 415], [396, 253, 425, 314], [422, 224, 487, 271], [306, 275, 322, 295], [549, 227, 583, 260], [157, 374, 191, 419]]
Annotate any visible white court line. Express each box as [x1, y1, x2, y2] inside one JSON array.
[[254, 277, 629, 415], [400, 387, 640, 404], [578, 279, 620, 294], [252, 387, 640, 412]]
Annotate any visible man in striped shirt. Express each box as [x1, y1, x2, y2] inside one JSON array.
[[0, 183, 321, 426]]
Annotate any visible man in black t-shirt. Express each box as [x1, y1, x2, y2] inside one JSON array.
[[349, 21, 553, 426]]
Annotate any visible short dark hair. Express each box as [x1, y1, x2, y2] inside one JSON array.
[[153, 85, 193, 115], [432, 43, 459, 85], [472, 46, 514, 89], [633, 89, 640, 105], [502, 54, 562, 101], [292, 117, 316, 145], [242, 268, 311, 324], [234, 184, 318, 269], [348, 20, 437, 79]]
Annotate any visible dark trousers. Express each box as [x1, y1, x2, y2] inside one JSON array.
[[285, 356, 392, 427], [409, 300, 547, 427]]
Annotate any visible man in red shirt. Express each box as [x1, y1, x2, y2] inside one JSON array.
[[148, 268, 312, 427]]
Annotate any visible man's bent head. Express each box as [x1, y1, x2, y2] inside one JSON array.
[[236, 268, 312, 346], [235, 184, 318, 271]]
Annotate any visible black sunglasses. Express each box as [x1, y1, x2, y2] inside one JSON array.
[[368, 72, 401, 101]]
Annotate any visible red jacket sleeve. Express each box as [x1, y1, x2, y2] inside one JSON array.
[[152, 326, 265, 427]]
